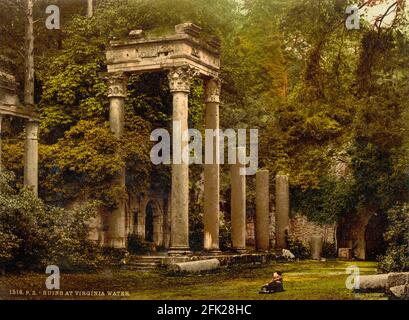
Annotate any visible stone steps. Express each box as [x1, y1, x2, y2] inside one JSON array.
[[125, 256, 165, 272]]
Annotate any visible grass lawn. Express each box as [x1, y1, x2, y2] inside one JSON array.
[[0, 260, 386, 300]]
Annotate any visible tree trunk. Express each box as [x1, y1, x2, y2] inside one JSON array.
[[24, 0, 34, 108], [87, 0, 93, 18]]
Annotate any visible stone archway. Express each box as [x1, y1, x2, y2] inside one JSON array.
[[140, 198, 165, 247], [145, 201, 154, 243], [365, 213, 387, 260], [337, 206, 383, 260]]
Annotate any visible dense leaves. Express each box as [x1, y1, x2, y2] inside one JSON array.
[[0, 171, 103, 272]]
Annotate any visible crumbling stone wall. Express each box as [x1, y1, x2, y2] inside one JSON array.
[[246, 213, 336, 247]]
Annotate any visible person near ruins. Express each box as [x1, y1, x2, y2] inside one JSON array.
[[259, 271, 284, 294]]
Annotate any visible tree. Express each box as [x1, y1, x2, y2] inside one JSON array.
[[24, 0, 34, 107], [87, 0, 93, 18], [0, 170, 103, 272]]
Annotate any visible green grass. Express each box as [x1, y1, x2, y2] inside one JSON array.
[[0, 260, 386, 300]]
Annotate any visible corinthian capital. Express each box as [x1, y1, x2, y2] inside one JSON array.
[[205, 78, 221, 103], [168, 66, 198, 93], [107, 73, 128, 98]]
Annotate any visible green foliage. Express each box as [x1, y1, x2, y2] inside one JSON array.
[[322, 242, 337, 259], [0, 171, 103, 272], [292, 177, 357, 224], [2, 0, 409, 264], [378, 204, 409, 273], [285, 234, 311, 260], [127, 234, 151, 255]]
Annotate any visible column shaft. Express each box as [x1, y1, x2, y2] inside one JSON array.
[[204, 79, 220, 253], [107, 73, 127, 249], [275, 174, 290, 249], [24, 120, 39, 197], [168, 66, 196, 255], [231, 147, 246, 253], [256, 170, 270, 251], [170, 91, 190, 253]]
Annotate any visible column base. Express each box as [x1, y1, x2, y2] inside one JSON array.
[[107, 237, 127, 249], [168, 247, 191, 256], [203, 249, 222, 256], [232, 248, 247, 254]]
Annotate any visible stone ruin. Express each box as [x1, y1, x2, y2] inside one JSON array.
[[0, 55, 39, 195], [0, 25, 383, 260]]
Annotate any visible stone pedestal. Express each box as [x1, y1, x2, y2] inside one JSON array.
[[275, 174, 290, 249], [309, 235, 323, 260], [231, 147, 246, 253], [168, 66, 196, 255], [24, 120, 39, 197], [203, 78, 221, 253], [256, 170, 270, 251], [106, 73, 127, 248]]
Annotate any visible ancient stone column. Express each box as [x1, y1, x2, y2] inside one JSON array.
[[256, 170, 270, 251], [24, 120, 39, 197], [275, 173, 290, 250], [231, 147, 246, 253], [168, 66, 196, 255], [107, 73, 127, 248], [203, 78, 221, 253], [309, 235, 323, 260]]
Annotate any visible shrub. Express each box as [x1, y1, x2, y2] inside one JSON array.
[[286, 234, 311, 260], [378, 204, 409, 273], [127, 234, 150, 254], [322, 242, 337, 258], [0, 171, 103, 272]]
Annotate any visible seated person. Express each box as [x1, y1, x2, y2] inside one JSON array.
[[259, 271, 284, 294]]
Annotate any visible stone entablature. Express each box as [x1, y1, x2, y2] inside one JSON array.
[[106, 23, 220, 79], [0, 56, 38, 120], [0, 56, 39, 196]]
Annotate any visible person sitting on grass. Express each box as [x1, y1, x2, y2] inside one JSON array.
[[259, 271, 284, 294]]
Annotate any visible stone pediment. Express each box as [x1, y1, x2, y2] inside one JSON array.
[[106, 23, 220, 79]]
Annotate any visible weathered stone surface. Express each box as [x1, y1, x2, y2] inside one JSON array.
[[203, 78, 221, 253], [168, 65, 198, 255], [175, 23, 202, 37], [356, 274, 388, 293], [338, 248, 352, 260], [275, 174, 290, 249], [106, 25, 220, 78], [309, 236, 323, 260], [106, 73, 127, 248], [282, 249, 295, 260], [231, 147, 247, 253], [24, 120, 39, 197], [255, 170, 270, 251], [129, 29, 145, 38], [389, 285, 409, 300], [170, 259, 220, 273], [388, 272, 409, 289]]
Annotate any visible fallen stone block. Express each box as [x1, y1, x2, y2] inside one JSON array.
[[355, 274, 388, 293], [309, 236, 323, 260], [389, 285, 409, 300], [282, 249, 295, 260], [388, 272, 409, 289], [169, 259, 220, 273]]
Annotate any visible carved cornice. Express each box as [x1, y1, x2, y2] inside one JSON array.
[[205, 78, 221, 103], [107, 73, 128, 98], [168, 66, 198, 93]]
